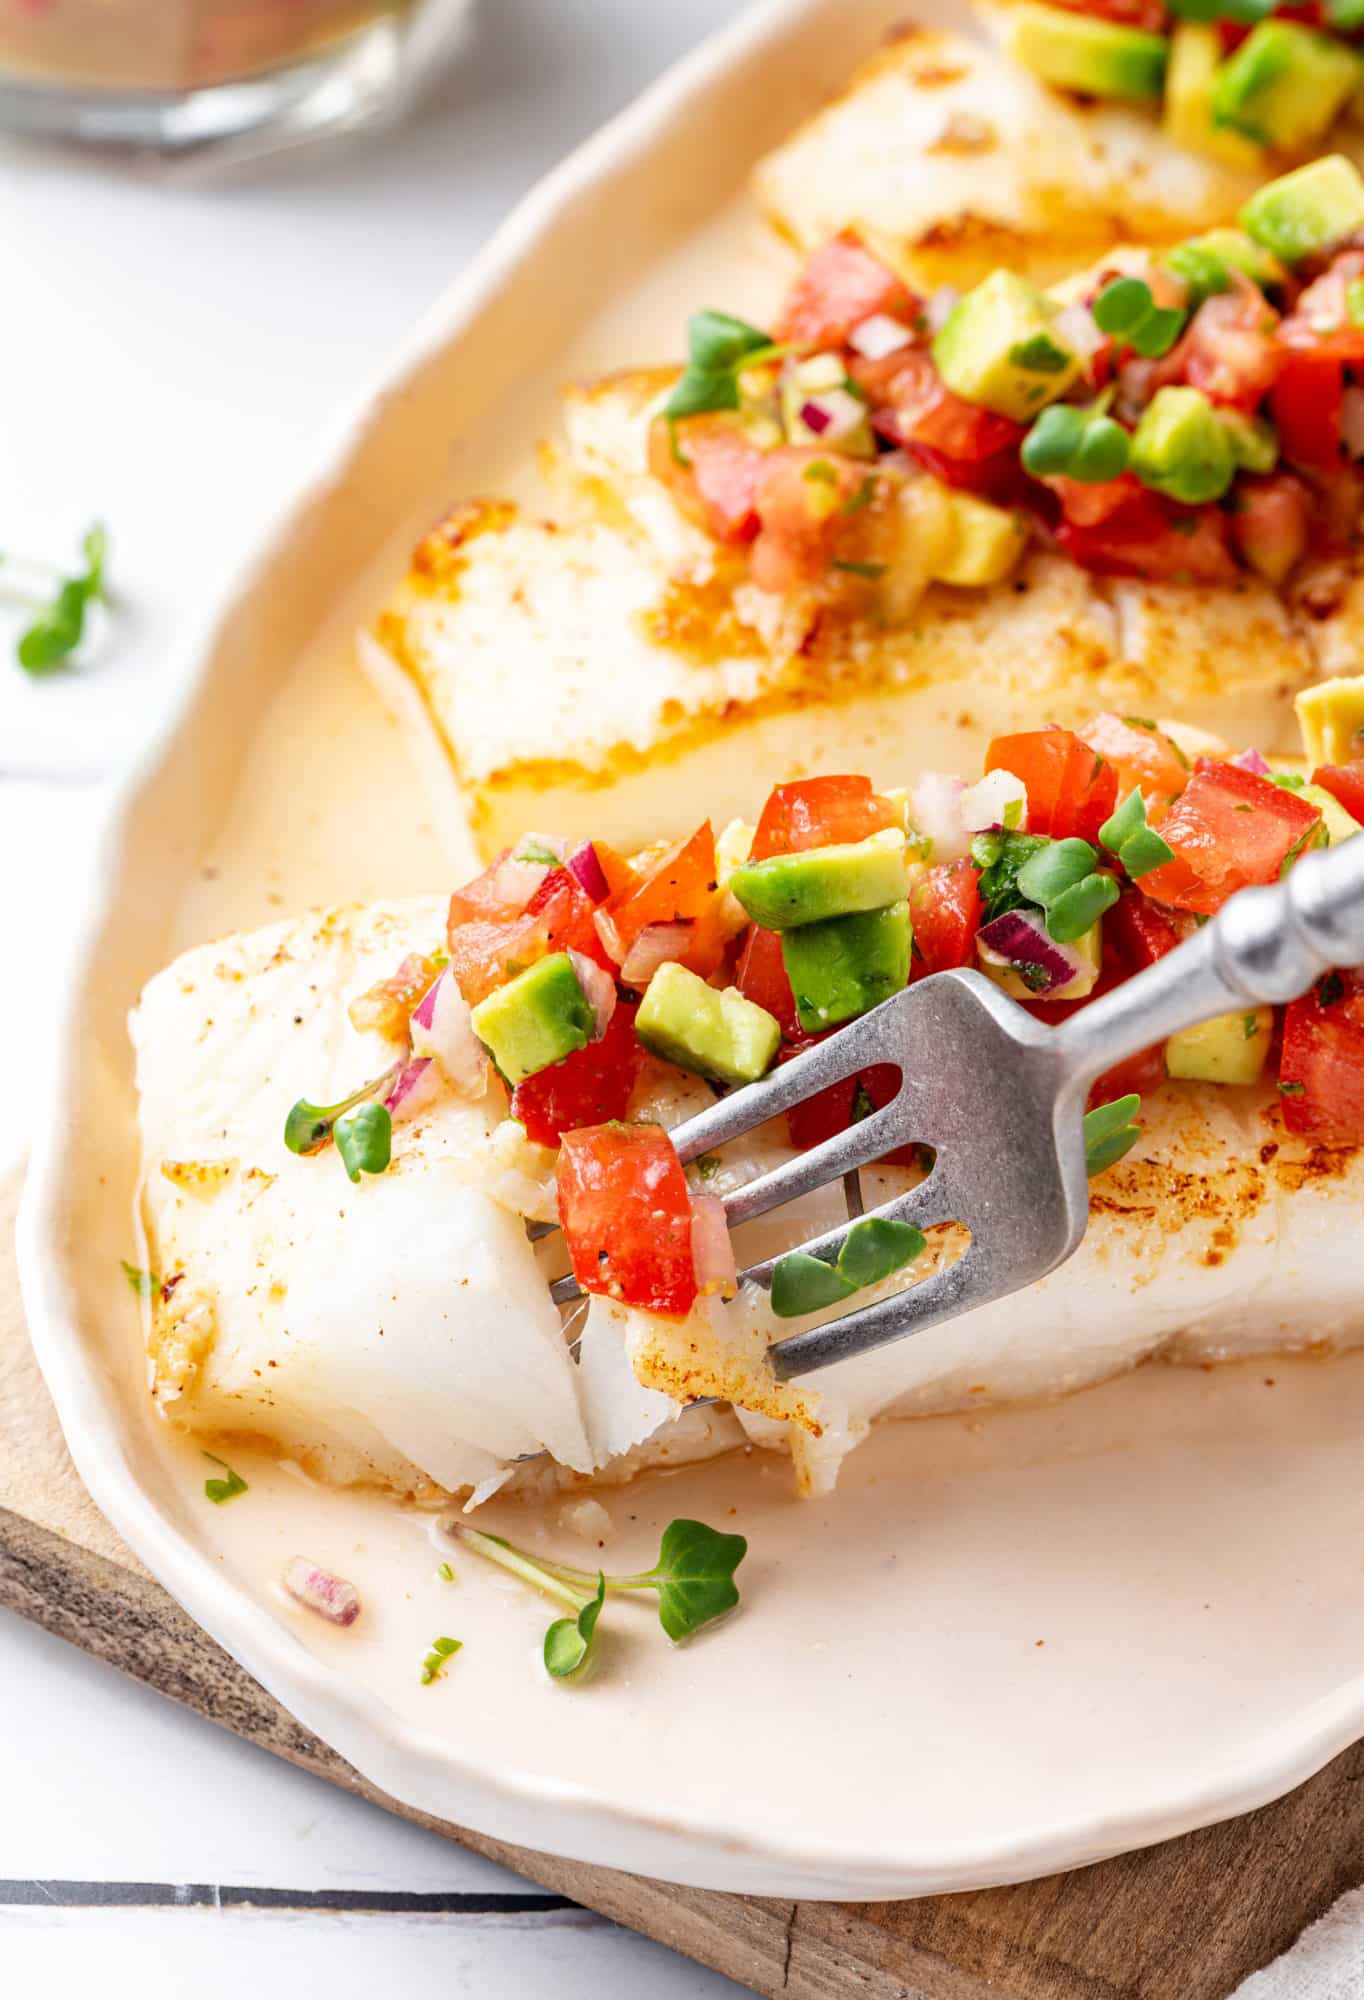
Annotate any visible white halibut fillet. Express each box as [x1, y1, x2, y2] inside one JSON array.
[[133, 902, 1364, 1501]]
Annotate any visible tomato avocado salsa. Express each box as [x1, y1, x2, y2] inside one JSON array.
[[650, 156, 1364, 597], [283, 690, 1364, 1325]]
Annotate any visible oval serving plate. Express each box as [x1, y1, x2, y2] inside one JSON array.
[[18, 0, 1364, 1899]]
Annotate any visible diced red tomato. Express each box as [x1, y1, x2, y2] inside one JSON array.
[[1137, 756, 1323, 915], [750, 448, 865, 592], [598, 821, 727, 979], [734, 923, 800, 1039], [1180, 282, 1282, 410], [1055, 489, 1237, 583], [773, 231, 919, 349], [1080, 713, 1189, 813], [447, 867, 611, 1005], [985, 727, 1118, 843], [909, 859, 982, 975], [1279, 970, 1364, 1145], [557, 1122, 697, 1318], [447, 849, 532, 927], [511, 1003, 643, 1147], [1229, 471, 1310, 585], [1269, 342, 1345, 475], [751, 774, 899, 860], [1046, 471, 1146, 529], [858, 348, 1028, 499], [1105, 885, 1180, 973], [780, 1039, 917, 1167], [647, 413, 765, 542], [1312, 760, 1364, 822], [1278, 253, 1364, 365], [348, 951, 442, 1039]]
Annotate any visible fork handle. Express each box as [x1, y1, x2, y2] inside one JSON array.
[[1051, 834, 1364, 1090]]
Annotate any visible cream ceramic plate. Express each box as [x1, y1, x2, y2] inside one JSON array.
[[19, 0, 1364, 1899]]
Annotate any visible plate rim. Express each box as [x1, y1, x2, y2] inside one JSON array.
[[17, 0, 1364, 1897]]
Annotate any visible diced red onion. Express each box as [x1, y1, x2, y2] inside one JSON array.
[[566, 840, 609, 902], [385, 1056, 443, 1123], [924, 286, 960, 334], [1343, 386, 1364, 459], [1053, 301, 1103, 363], [960, 768, 1028, 835], [568, 949, 617, 1041], [619, 921, 693, 988], [691, 1193, 737, 1300], [283, 1556, 361, 1627], [1231, 746, 1271, 777], [909, 771, 968, 863], [487, 849, 554, 909], [799, 387, 867, 444], [848, 312, 915, 361], [978, 908, 1083, 995], [411, 968, 488, 1094]]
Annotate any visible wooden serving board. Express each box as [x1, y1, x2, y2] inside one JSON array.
[[4, 1162, 1361, 2000]]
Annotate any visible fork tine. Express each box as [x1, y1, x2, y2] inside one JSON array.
[[738, 1174, 946, 1288], [666, 1012, 895, 1164], [766, 1247, 996, 1381], [719, 1100, 916, 1227]]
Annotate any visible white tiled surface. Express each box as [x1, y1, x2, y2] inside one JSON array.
[[0, 4, 748, 1989]]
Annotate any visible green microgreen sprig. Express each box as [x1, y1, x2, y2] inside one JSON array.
[[1021, 401, 1130, 484], [202, 1452, 248, 1504], [1092, 277, 1187, 360], [284, 1061, 401, 1175], [452, 1518, 747, 1682], [663, 309, 783, 422], [5, 523, 109, 674], [1015, 838, 1120, 944], [770, 1214, 926, 1320], [1098, 788, 1176, 880], [1083, 1094, 1142, 1177]]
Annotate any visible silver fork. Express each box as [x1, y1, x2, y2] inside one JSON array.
[[542, 833, 1364, 1383]]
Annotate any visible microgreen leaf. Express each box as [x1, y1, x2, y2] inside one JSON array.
[[284, 1064, 400, 1158], [202, 1453, 248, 1504], [1016, 838, 1099, 909], [120, 1260, 159, 1298], [1092, 278, 1185, 359], [641, 1520, 747, 1643], [769, 1250, 857, 1319], [544, 1573, 605, 1680], [14, 523, 109, 674], [334, 1101, 392, 1184], [1083, 1095, 1142, 1177], [836, 1216, 926, 1289], [1047, 872, 1120, 942], [663, 309, 775, 420], [1098, 787, 1175, 880]]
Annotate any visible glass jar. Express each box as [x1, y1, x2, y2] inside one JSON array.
[[0, 0, 473, 165]]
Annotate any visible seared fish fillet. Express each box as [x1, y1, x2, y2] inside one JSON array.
[[132, 905, 1364, 1503], [370, 371, 1331, 862], [752, 18, 1364, 287]]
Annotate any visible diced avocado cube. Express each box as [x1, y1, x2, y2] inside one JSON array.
[[635, 961, 780, 1085], [1299, 779, 1363, 844], [1211, 22, 1360, 152], [1218, 409, 1279, 473], [469, 952, 594, 1085], [1165, 227, 1285, 307], [730, 826, 908, 930], [1166, 1007, 1272, 1085], [977, 920, 1102, 1003], [781, 902, 911, 1033], [1005, 2, 1168, 99], [931, 490, 1029, 587], [1163, 23, 1265, 170], [1129, 385, 1236, 506], [1295, 674, 1364, 765], [1242, 155, 1364, 264], [932, 270, 1082, 424]]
